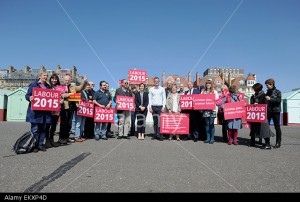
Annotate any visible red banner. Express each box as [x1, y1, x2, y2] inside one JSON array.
[[180, 95, 194, 110], [128, 69, 147, 83], [94, 107, 115, 123], [246, 104, 267, 123], [160, 113, 190, 134], [223, 102, 246, 120], [77, 99, 94, 118], [31, 88, 60, 111], [116, 96, 135, 111], [193, 94, 216, 110], [69, 93, 81, 101], [55, 85, 68, 94]]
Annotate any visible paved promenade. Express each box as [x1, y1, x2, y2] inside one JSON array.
[[0, 122, 300, 193]]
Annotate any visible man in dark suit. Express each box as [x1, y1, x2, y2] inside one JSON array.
[[185, 81, 201, 142]]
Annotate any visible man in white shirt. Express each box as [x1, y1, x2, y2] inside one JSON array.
[[148, 77, 166, 141]]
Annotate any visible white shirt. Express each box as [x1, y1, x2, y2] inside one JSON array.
[[148, 86, 166, 108]]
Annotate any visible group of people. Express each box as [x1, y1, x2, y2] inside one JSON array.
[[25, 71, 282, 152]]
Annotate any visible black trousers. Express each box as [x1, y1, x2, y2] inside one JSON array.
[[268, 112, 282, 144], [84, 117, 95, 138], [151, 106, 162, 137], [130, 111, 136, 136], [46, 115, 59, 139], [59, 109, 72, 139], [136, 110, 148, 133]]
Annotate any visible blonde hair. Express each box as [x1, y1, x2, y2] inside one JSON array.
[[204, 80, 214, 93]]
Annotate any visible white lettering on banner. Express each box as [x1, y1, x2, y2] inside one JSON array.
[[247, 112, 265, 120], [33, 98, 59, 108], [95, 114, 114, 121], [246, 106, 266, 111], [95, 108, 114, 114], [33, 90, 59, 98]]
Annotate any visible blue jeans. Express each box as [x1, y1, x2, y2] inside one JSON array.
[[70, 112, 77, 133], [95, 122, 107, 139], [74, 115, 86, 139], [204, 117, 215, 142], [31, 122, 47, 148]]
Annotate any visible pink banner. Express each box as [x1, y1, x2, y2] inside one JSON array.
[[180, 95, 194, 110], [193, 94, 216, 110], [160, 113, 190, 134], [55, 85, 68, 94], [116, 96, 135, 111], [223, 102, 246, 120], [77, 99, 94, 118], [94, 107, 115, 123], [31, 88, 60, 111], [128, 69, 147, 83], [246, 104, 267, 123]]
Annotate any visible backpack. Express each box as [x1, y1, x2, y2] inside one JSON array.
[[12, 131, 36, 154]]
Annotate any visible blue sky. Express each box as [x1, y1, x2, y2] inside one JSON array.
[[0, 0, 299, 92]]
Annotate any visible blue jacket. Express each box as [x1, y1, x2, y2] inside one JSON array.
[[25, 80, 52, 124], [222, 93, 242, 130]]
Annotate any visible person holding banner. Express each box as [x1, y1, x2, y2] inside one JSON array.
[[185, 81, 201, 142], [25, 71, 52, 152], [45, 73, 63, 148], [166, 86, 181, 141], [84, 81, 96, 139], [221, 85, 242, 145], [148, 77, 166, 141], [201, 80, 219, 144], [216, 85, 229, 142], [130, 85, 138, 137], [265, 78, 282, 149], [249, 83, 275, 149], [135, 83, 149, 140], [114, 79, 132, 139], [93, 81, 112, 140]]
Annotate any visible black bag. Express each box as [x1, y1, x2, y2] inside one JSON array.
[[12, 131, 36, 154]]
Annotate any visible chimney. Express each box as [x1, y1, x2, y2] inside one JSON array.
[[162, 71, 165, 86], [56, 65, 61, 73], [40, 66, 46, 72], [228, 72, 232, 86], [187, 72, 191, 82], [8, 66, 14, 74], [24, 66, 30, 73], [72, 66, 77, 83], [253, 74, 256, 81]]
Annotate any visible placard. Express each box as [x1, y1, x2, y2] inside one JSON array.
[[116, 96, 135, 111], [31, 88, 60, 111], [193, 94, 216, 110], [128, 69, 147, 83], [69, 93, 81, 101], [223, 102, 246, 120], [77, 99, 94, 118], [180, 95, 194, 110], [160, 113, 189, 134], [246, 104, 267, 123], [55, 85, 68, 94], [94, 107, 115, 123]]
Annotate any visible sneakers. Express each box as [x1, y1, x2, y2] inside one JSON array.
[[66, 138, 75, 143], [95, 136, 100, 141], [38, 147, 47, 152]]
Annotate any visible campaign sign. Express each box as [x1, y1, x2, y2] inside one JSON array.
[[128, 69, 147, 83], [246, 104, 267, 123], [116, 96, 135, 111], [94, 107, 115, 123], [222, 89, 229, 96], [77, 99, 94, 118], [55, 85, 68, 94], [160, 113, 190, 134], [238, 92, 245, 100], [180, 95, 194, 110], [69, 93, 81, 101], [193, 94, 216, 110], [31, 88, 60, 111], [223, 102, 246, 120]]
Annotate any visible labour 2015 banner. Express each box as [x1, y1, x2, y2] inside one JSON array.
[[246, 104, 267, 123], [94, 107, 115, 123], [77, 99, 94, 118], [128, 69, 147, 83], [180, 95, 194, 110], [69, 93, 81, 101], [116, 96, 135, 111], [160, 113, 190, 134], [193, 94, 216, 110], [31, 88, 60, 111], [223, 102, 246, 120]]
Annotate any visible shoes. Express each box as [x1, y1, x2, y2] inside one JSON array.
[[102, 137, 108, 140], [228, 142, 232, 145], [95, 136, 100, 141], [262, 144, 271, 150], [233, 142, 238, 145], [49, 139, 60, 147], [58, 138, 68, 145], [274, 142, 281, 149], [169, 137, 172, 141], [177, 138, 180, 141], [204, 140, 210, 144], [209, 141, 214, 144], [157, 136, 163, 141], [194, 139, 198, 142], [117, 136, 122, 139], [66, 138, 75, 143], [39, 147, 47, 152], [248, 143, 255, 147], [123, 136, 130, 139], [80, 137, 86, 141], [32, 148, 38, 153], [45, 139, 52, 148], [75, 138, 83, 142]]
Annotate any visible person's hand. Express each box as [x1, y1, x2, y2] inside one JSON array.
[[83, 76, 88, 81], [105, 104, 110, 108], [169, 110, 172, 113], [265, 96, 270, 101], [161, 108, 164, 113], [30, 96, 34, 102], [149, 108, 153, 113]]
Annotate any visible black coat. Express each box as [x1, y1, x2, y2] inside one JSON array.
[[135, 92, 149, 112], [266, 87, 282, 113]]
